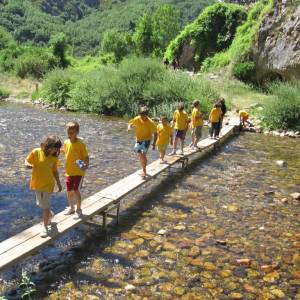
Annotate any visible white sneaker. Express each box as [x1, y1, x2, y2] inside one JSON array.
[[74, 209, 83, 219], [178, 150, 184, 155], [168, 150, 176, 156], [47, 210, 54, 225], [40, 226, 50, 238], [64, 208, 75, 215]]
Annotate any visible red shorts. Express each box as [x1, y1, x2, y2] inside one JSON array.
[[65, 176, 83, 192]]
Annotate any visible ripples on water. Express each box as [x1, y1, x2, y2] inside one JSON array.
[[0, 103, 300, 299]]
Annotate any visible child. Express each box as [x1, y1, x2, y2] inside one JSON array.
[[170, 102, 189, 155], [190, 100, 203, 149], [236, 109, 252, 128], [218, 98, 227, 129], [63, 122, 89, 218], [209, 103, 222, 139], [25, 136, 62, 238], [153, 116, 173, 163], [128, 106, 157, 179]]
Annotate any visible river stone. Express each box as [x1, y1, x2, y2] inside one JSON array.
[[229, 293, 243, 299], [271, 289, 285, 298], [136, 250, 149, 258], [291, 192, 300, 200], [133, 238, 144, 246], [189, 246, 200, 257], [276, 160, 287, 167], [263, 271, 280, 283]]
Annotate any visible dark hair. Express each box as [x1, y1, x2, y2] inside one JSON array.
[[66, 121, 79, 133], [41, 135, 62, 156], [177, 102, 184, 110], [139, 106, 149, 116], [192, 100, 200, 107]]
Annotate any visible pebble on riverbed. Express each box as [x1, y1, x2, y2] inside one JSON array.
[[276, 160, 287, 167]]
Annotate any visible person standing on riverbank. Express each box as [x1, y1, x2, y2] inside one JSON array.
[[153, 116, 173, 164], [63, 122, 89, 218], [190, 100, 203, 149], [25, 136, 62, 238], [209, 103, 222, 139], [128, 106, 157, 179], [170, 102, 189, 155]]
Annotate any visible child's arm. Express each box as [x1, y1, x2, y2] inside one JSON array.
[[83, 156, 89, 170], [152, 133, 157, 150], [169, 134, 173, 146], [53, 170, 62, 192], [127, 124, 134, 131], [24, 159, 33, 169]]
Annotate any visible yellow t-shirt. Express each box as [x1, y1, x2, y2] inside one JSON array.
[[240, 111, 249, 118], [26, 148, 59, 193], [173, 110, 189, 130], [156, 123, 173, 146], [64, 139, 88, 176], [209, 107, 221, 123], [128, 116, 157, 142], [191, 107, 203, 128]]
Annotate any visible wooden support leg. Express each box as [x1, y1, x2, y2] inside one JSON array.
[[102, 211, 107, 232]]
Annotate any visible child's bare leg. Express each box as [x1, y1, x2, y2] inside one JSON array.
[[173, 137, 178, 151], [74, 190, 82, 211], [43, 208, 50, 227], [139, 153, 147, 175], [180, 138, 185, 152], [67, 191, 75, 211], [160, 150, 166, 161]]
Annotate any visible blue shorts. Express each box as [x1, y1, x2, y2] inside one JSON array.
[[175, 129, 186, 140], [134, 140, 150, 154]]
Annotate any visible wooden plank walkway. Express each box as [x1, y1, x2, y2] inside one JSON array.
[[0, 123, 238, 271]]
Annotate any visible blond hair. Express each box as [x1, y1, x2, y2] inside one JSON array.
[[41, 135, 62, 156], [66, 121, 80, 133]]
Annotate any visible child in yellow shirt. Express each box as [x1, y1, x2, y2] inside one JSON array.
[[63, 122, 89, 218], [25, 136, 62, 238], [170, 102, 189, 155], [209, 103, 222, 139], [128, 106, 157, 179], [153, 116, 173, 164], [190, 100, 203, 149], [236, 109, 252, 127]]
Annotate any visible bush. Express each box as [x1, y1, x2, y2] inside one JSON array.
[[164, 3, 246, 70], [41, 69, 75, 107], [15, 46, 58, 79], [261, 81, 300, 130], [232, 61, 256, 82], [0, 87, 10, 99]]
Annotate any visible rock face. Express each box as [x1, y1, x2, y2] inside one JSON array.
[[254, 0, 300, 81]]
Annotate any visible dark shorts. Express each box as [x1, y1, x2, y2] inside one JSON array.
[[175, 129, 186, 140], [134, 140, 150, 154], [66, 176, 83, 192]]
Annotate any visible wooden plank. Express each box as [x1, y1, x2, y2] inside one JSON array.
[[0, 197, 114, 271], [0, 191, 105, 256]]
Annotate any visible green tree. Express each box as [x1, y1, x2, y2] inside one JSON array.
[[152, 5, 180, 57], [49, 32, 69, 68], [0, 26, 14, 50], [101, 30, 129, 62], [133, 13, 154, 56]]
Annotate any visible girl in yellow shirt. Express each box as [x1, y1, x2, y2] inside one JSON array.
[[25, 136, 62, 238], [190, 100, 203, 149]]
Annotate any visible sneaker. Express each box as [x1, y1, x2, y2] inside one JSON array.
[[64, 208, 75, 215], [168, 150, 176, 156], [178, 150, 184, 155], [74, 209, 83, 219], [40, 226, 50, 238], [189, 142, 193, 147]]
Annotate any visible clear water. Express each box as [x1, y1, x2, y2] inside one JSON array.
[[0, 103, 300, 299]]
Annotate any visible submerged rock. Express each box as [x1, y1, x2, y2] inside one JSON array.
[[276, 160, 287, 167], [291, 192, 300, 200]]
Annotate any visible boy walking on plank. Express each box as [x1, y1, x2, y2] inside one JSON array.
[[169, 102, 189, 155], [209, 103, 222, 139], [63, 122, 89, 218], [128, 106, 157, 179], [25, 136, 62, 238], [190, 100, 203, 149], [153, 116, 173, 164]]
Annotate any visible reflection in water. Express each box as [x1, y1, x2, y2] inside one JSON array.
[[0, 103, 300, 299]]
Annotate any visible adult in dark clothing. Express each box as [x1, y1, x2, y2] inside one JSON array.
[[218, 98, 227, 130]]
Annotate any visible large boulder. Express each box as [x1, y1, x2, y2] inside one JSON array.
[[254, 0, 300, 81]]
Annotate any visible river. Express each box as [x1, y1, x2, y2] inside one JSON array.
[[0, 102, 300, 299]]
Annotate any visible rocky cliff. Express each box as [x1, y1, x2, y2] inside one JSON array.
[[254, 0, 300, 81]]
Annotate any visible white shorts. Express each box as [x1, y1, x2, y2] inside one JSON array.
[[35, 191, 52, 209]]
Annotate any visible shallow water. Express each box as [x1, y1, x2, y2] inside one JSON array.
[[0, 103, 300, 299]]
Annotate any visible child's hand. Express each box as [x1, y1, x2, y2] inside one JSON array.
[[82, 164, 89, 170], [152, 144, 156, 150], [26, 165, 33, 169]]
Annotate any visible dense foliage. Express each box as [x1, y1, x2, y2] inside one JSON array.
[[260, 82, 300, 131], [0, 0, 216, 55], [165, 3, 246, 70], [40, 57, 219, 118], [202, 0, 273, 82]]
